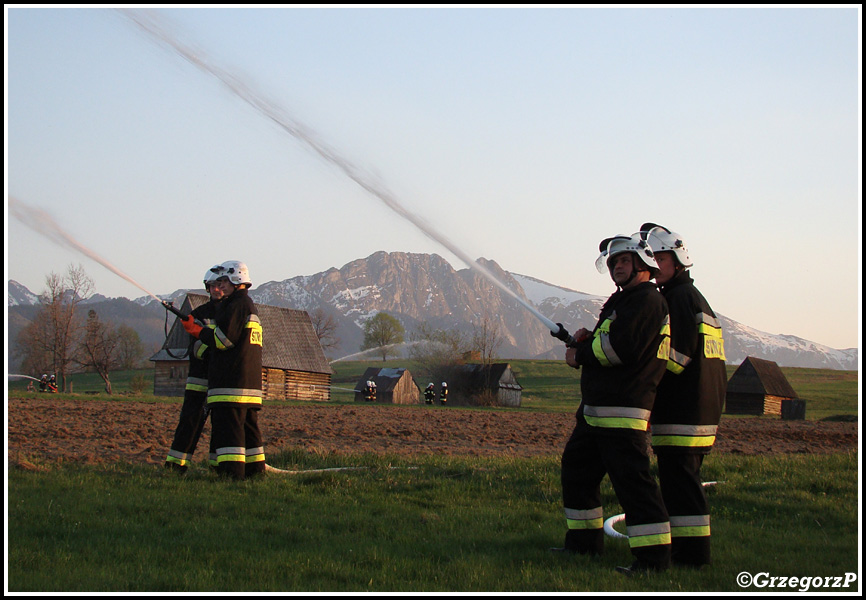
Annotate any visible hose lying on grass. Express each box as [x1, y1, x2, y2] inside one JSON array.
[[603, 481, 723, 539]]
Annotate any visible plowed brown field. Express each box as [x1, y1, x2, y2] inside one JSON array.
[[7, 396, 857, 468]]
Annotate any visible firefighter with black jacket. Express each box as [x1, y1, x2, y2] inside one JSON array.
[[640, 223, 727, 568], [183, 260, 265, 480], [424, 383, 435, 404], [553, 233, 672, 575], [165, 265, 224, 472]]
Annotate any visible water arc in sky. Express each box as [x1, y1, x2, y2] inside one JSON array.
[[119, 8, 560, 335]]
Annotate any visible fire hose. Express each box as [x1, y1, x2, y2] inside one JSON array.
[[603, 481, 723, 539]]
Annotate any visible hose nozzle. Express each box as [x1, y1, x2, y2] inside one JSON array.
[[550, 323, 579, 347], [161, 300, 186, 319]]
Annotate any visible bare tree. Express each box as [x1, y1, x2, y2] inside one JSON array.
[[470, 312, 503, 367], [408, 323, 470, 386], [310, 306, 341, 353], [77, 309, 121, 394], [15, 265, 93, 391]]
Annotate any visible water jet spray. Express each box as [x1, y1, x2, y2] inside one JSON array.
[[9, 196, 188, 320], [119, 9, 581, 348]]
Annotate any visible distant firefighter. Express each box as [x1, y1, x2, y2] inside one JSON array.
[[439, 382, 448, 405]]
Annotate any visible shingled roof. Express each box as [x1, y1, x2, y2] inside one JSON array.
[[150, 293, 331, 375], [726, 356, 797, 398]]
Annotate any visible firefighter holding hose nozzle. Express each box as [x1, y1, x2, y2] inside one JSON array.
[[182, 260, 265, 480], [551, 233, 672, 576], [164, 264, 225, 473]]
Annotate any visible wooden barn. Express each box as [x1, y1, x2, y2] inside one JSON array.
[[725, 356, 799, 416], [353, 367, 420, 404], [446, 363, 523, 407], [150, 294, 332, 401]]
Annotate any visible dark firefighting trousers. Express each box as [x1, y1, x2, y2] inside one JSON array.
[[210, 405, 266, 480], [657, 452, 711, 566], [165, 389, 211, 472], [560, 414, 671, 569]]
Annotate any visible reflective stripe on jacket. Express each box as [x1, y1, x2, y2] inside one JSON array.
[[574, 281, 669, 426], [651, 270, 727, 454]]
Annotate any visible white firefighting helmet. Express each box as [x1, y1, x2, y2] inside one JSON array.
[[441, 382, 447, 387], [204, 264, 224, 287], [219, 260, 252, 286], [639, 222, 693, 268], [595, 233, 659, 274]]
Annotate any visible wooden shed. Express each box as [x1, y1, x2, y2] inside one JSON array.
[[725, 356, 798, 416], [150, 294, 333, 401], [353, 367, 420, 404], [446, 363, 523, 407]]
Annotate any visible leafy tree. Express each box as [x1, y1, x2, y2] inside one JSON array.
[[360, 312, 405, 361], [115, 325, 145, 369]]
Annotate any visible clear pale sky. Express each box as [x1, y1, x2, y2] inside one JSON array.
[[5, 6, 862, 350]]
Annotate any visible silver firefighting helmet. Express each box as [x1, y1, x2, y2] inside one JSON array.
[[639, 222, 693, 268], [204, 264, 225, 287], [219, 260, 252, 286], [595, 233, 659, 275]]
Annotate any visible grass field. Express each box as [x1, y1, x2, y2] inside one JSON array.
[[7, 450, 860, 592], [6, 360, 861, 592]]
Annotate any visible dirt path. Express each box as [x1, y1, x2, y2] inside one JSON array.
[[8, 396, 858, 468]]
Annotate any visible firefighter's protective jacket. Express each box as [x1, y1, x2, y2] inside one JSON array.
[[573, 281, 669, 431], [197, 288, 263, 406], [650, 270, 727, 453], [185, 299, 218, 393]]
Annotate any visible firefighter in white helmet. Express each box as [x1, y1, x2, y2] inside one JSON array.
[[553, 232, 672, 575], [439, 382, 448, 405], [165, 264, 225, 473], [424, 383, 435, 405], [639, 223, 727, 568], [182, 260, 265, 480]]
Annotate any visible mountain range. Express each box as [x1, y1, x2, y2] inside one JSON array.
[[7, 251, 858, 371]]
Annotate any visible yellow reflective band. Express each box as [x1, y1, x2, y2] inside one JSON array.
[[626, 522, 671, 548], [671, 525, 711, 538], [584, 406, 650, 431], [166, 448, 194, 466], [567, 518, 604, 530], [652, 435, 716, 447], [186, 383, 208, 392], [657, 336, 670, 361], [585, 415, 649, 431], [194, 341, 209, 360], [208, 388, 262, 404], [216, 454, 245, 463], [628, 532, 672, 548], [207, 395, 262, 405], [592, 335, 610, 366], [214, 327, 234, 351]]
